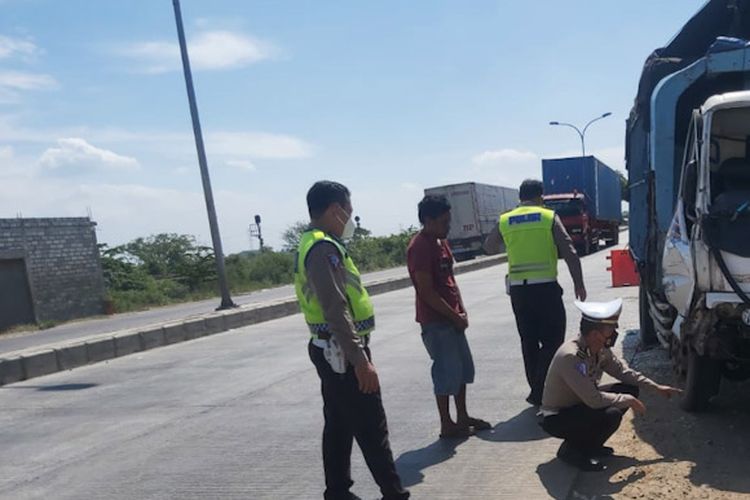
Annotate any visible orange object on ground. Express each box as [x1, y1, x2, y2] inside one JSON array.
[[606, 249, 640, 287]]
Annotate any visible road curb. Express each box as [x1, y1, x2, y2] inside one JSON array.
[[0, 254, 507, 385]]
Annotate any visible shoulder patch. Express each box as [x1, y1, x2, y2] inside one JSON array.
[[575, 362, 588, 377], [327, 253, 343, 269]]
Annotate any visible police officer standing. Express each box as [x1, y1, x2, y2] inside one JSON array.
[[484, 179, 587, 406], [539, 299, 681, 471], [295, 181, 409, 500]]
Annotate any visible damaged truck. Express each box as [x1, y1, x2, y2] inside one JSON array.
[[627, 0, 750, 411]]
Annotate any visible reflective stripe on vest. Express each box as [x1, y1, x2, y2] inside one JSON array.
[[294, 229, 375, 339], [499, 206, 558, 282]]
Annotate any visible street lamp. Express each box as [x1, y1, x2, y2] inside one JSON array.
[[549, 112, 612, 157], [172, 0, 236, 310]]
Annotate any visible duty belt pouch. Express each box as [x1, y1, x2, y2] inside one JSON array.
[[505, 274, 510, 295], [324, 337, 347, 374]]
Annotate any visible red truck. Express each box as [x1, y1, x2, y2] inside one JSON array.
[[542, 157, 622, 255]]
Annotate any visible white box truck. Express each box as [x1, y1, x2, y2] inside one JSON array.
[[423, 182, 519, 261]]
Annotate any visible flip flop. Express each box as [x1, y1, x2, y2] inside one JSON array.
[[439, 426, 474, 439], [464, 417, 492, 431]]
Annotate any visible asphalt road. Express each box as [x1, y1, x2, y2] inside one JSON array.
[[0, 240, 639, 499]]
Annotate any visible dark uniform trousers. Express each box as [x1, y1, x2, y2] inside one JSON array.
[[540, 383, 640, 453], [308, 340, 409, 500], [509, 281, 566, 401]]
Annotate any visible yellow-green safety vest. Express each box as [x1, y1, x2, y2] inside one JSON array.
[[499, 206, 558, 282], [294, 229, 375, 339]]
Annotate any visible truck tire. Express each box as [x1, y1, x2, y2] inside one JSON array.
[[454, 252, 475, 263], [680, 347, 722, 412], [611, 227, 619, 246], [639, 284, 658, 345]]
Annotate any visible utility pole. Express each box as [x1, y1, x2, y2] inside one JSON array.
[[254, 214, 264, 251], [172, 0, 236, 310]]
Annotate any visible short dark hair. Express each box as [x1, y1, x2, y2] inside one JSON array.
[[418, 195, 451, 224], [580, 319, 598, 337], [581, 318, 614, 336], [519, 179, 544, 201], [307, 181, 350, 219]]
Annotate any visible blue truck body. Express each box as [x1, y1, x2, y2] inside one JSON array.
[[627, 1, 750, 272], [542, 156, 622, 223]]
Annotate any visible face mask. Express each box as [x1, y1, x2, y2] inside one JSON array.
[[342, 216, 356, 239], [336, 206, 356, 239], [605, 330, 619, 348]]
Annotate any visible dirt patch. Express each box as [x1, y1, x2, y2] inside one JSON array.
[[569, 331, 750, 500]]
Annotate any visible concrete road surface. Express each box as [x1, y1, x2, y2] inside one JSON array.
[[0, 240, 639, 499]]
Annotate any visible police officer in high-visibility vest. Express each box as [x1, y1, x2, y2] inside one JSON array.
[[296, 181, 409, 500], [483, 179, 587, 406]]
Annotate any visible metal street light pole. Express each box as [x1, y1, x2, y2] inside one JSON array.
[[549, 112, 612, 157], [172, 0, 236, 310], [549, 112, 612, 227]]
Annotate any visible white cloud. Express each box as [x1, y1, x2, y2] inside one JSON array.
[[225, 159, 257, 171], [0, 117, 314, 161], [457, 147, 543, 189], [39, 138, 140, 173], [207, 132, 313, 159], [0, 70, 56, 90], [472, 148, 538, 165], [119, 30, 277, 74], [0, 71, 57, 103], [0, 34, 39, 60]]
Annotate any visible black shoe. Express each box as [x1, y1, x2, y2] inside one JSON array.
[[525, 394, 542, 406], [556, 443, 606, 472], [593, 446, 614, 457]]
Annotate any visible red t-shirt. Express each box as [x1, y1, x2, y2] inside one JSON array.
[[406, 231, 463, 325]]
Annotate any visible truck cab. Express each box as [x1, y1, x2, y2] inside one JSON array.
[[662, 92, 750, 409], [543, 192, 594, 254]]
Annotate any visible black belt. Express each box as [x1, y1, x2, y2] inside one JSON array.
[[315, 332, 370, 346]]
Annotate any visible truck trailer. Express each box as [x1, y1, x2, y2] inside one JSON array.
[[423, 182, 519, 261]]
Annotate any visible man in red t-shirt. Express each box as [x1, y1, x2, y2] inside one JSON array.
[[407, 195, 491, 438]]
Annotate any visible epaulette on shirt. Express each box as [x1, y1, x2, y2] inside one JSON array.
[[575, 349, 587, 360]]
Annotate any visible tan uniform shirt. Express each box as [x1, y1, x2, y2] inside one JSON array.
[[482, 207, 584, 290], [306, 240, 368, 368], [541, 335, 660, 414]]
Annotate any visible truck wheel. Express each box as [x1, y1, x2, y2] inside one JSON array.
[[639, 284, 658, 345], [454, 253, 474, 263], [611, 228, 620, 246], [681, 347, 722, 412]]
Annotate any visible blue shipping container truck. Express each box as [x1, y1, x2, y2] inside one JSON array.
[[542, 156, 622, 222], [542, 156, 622, 254]]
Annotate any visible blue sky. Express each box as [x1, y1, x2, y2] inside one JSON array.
[[0, 0, 707, 252]]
